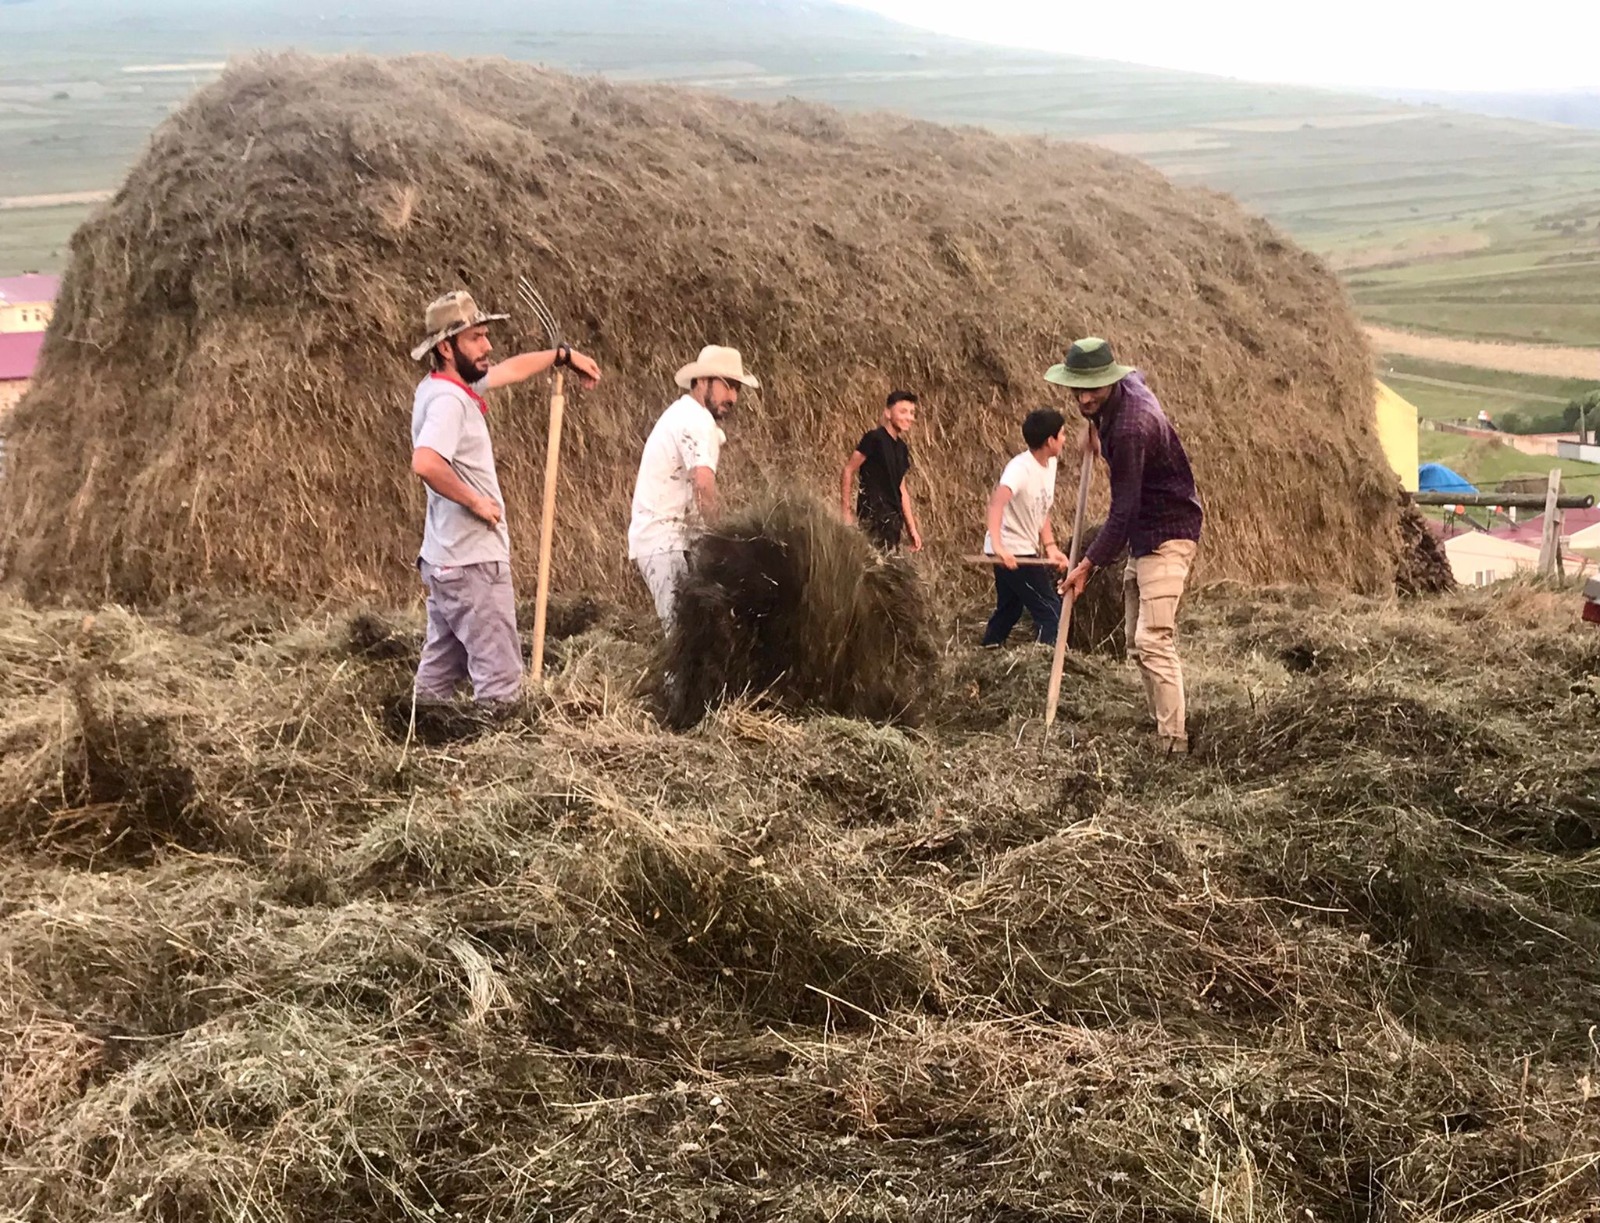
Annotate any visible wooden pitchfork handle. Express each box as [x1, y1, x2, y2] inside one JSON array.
[[962, 554, 1062, 567], [529, 367, 565, 684], [1044, 450, 1096, 738]]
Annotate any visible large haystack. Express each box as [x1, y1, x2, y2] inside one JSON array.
[[0, 53, 1399, 606]]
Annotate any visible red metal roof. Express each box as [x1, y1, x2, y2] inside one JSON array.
[[1489, 505, 1600, 544], [0, 273, 59, 305], [0, 330, 44, 381]]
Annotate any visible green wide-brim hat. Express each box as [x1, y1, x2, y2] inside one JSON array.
[[1044, 336, 1134, 389]]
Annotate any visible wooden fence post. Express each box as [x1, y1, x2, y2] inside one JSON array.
[[1537, 469, 1563, 577]]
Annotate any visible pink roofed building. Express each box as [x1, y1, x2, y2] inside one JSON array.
[[0, 273, 57, 422], [0, 273, 60, 334], [1489, 505, 1600, 548], [0, 331, 45, 417]]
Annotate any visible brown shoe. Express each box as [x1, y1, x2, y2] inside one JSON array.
[[1158, 735, 1190, 756]]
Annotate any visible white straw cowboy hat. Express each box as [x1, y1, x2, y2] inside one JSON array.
[[674, 345, 761, 391], [410, 290, 510, 362]]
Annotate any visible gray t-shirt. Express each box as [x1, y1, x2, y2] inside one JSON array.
[[411, 374, 511, 567]]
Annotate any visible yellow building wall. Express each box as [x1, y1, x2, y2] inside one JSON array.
[[0, 302, 54, 334], [1374, 380, 1419, 492]]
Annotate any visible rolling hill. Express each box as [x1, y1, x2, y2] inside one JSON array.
[[3, 0, 1600, 358]]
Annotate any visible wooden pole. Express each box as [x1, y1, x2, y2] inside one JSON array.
[[1537, 468, 1562, 577], [963, 554, 1061, 567], [529, 368, 566, 684], [1412, 490, 1593, 510], [1044, 450, 1096, 738]]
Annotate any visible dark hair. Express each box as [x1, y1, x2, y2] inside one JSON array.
[[1022, 408, 1066, 450], [429, 333, 459, 372], [886, 390, 919, 409]]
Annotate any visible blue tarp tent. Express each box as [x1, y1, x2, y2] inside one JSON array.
[[1418, 463, 1477, 496]]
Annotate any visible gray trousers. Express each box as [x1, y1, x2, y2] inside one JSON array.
[[415, 560, 522, 704]]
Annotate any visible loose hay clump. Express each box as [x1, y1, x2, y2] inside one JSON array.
[[663, 498, 937, 727], [6, 587, 1600, 1223], [1066, 521, 1127, 654], [1396, 495, 1457, 595]]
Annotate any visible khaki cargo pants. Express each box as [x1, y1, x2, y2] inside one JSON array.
[[415, 560, 522, 704], [1123, 539, 1198, 750]]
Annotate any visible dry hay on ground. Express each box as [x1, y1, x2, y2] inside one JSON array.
[[2, 581, 1599, 1221], [0, 52, 1400, 608], [663, 497, 938, 727]]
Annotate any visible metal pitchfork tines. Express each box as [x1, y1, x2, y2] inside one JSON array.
[[516, 277, 562, 348]]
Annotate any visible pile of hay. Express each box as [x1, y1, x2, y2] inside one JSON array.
[[0, 53, 1401, 607], [662, 497, 938, 727], [1396, 496, 1457, 594], [3, 583, 1598, 1222]]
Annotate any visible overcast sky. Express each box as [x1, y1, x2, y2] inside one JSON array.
[[849, 0, 1599, 92]]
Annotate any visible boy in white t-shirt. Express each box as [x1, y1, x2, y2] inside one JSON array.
[[981, 408, 1068, 646]]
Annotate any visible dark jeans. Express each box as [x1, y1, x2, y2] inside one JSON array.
[[859, 511, 904, 551], [982, 562, 1061, 646]]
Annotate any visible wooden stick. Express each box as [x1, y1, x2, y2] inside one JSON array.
[[963, 553, 1061, 567], [529, 368, 566, 684], [1536, 468, 1562, 577], [1044, 450, 1096, 738]]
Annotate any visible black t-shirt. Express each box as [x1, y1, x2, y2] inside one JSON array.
[[855, 426, 911, 527]]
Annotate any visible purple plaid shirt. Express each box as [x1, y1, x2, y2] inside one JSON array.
[[1083, 371, 1203, 570]]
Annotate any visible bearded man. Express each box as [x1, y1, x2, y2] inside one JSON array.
[[409, 289, 600, 704]]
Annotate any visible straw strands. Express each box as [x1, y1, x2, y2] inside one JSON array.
[[2, 580, 1597, 1221]]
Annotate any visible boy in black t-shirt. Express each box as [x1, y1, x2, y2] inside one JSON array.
[[841, 390, 924, 552]]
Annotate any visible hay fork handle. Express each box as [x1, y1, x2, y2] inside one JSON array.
[[1043, 451, 1095, 741], [516, 277, 567, 685]]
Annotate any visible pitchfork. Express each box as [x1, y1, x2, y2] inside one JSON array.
[[516, 276, 567, 686]]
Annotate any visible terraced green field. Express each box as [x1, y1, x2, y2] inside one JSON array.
[[4, 0, 1600, 360]]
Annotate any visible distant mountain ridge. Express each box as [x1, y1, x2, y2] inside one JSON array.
[[6, 0, 1600, 358], [1392, 90, 1600, 130]]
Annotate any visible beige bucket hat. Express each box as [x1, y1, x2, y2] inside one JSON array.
[[410, 290, 510, 362], [674, 345, 761, 391]]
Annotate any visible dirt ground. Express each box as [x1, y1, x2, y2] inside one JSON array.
[[1368, 324, 1600, 379]]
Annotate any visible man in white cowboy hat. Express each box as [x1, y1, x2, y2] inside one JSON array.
[[628, 345, 760, 627], [409, 289, 600, 705], [1048, 337, 1203, 754]]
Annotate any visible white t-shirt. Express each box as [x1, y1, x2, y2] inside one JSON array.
[[411, 374, 511, 567], [983, 450, 1058, 556], [628, 395, 726, 559]]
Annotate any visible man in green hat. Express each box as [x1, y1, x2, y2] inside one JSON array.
[[1047, 338, 1204, 753]]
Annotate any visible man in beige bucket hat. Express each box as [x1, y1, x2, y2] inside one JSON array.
[[628, 345, 760, 628], [409, 289, 600, 705]]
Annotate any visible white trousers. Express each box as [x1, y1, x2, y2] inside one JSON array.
[[635, 550, 689, 631]]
